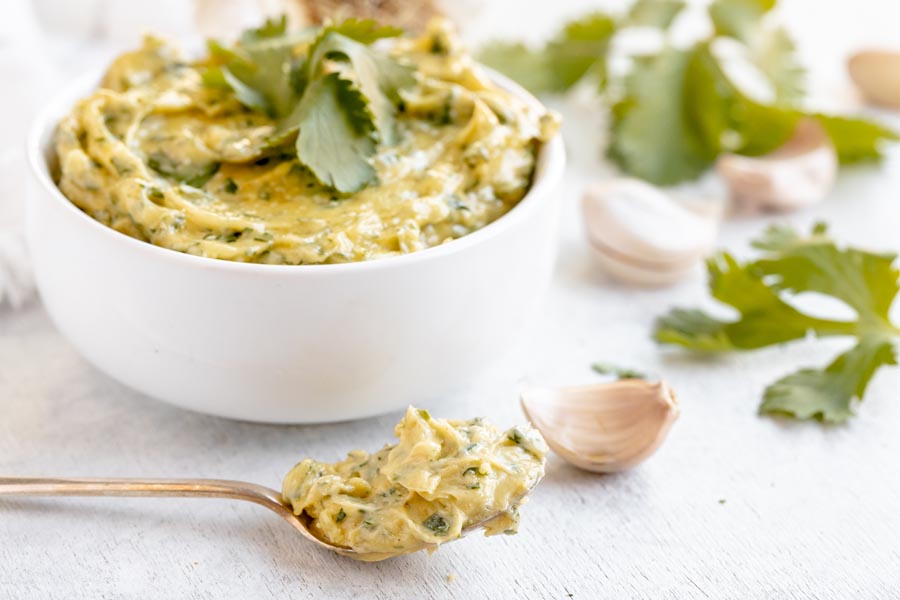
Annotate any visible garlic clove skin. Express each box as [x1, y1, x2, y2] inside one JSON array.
[[848, 50, 900, 109], [716, 118, 837, 212], [520, 380, 679, 473], [582, 179, 718, 287]]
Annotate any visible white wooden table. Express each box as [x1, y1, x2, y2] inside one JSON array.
[[3, 1, 900, 597]]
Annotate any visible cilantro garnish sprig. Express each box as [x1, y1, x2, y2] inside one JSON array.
[[479, 0, 898, 185], [655, 223, 900, 423], [202, 17, 413, 193]]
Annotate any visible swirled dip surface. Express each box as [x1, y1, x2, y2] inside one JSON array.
[[282, 407, 547, 559], [53, 21, 558, 264]]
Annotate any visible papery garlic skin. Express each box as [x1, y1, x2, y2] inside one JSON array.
[[848, 50, 900, 110], [521, 380, 679, 473], [582, 179, 718, 287], [717, 118, 837, 212]]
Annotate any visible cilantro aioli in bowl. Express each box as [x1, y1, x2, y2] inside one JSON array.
[[25, 19, 565, 423], [53, 19, 558, 265]]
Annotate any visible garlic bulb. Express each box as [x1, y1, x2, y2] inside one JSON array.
[[521, 381, 678, 473], [716, 118, 837, 212], [848, 50, 900, 109], [582, 179, 719, 287]]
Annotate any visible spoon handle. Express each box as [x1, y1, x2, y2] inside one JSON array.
[[0, 477, 287, 511], [0, 476, 351, 553]]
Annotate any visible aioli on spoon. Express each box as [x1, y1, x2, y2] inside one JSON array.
[[0, 476, 534, 562]]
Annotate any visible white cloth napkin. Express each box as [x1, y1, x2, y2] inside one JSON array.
[[0, 0, 59, 309]]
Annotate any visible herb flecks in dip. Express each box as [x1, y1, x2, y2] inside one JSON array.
[[54, 19, 559, 264], [282, 406, 547, 559]]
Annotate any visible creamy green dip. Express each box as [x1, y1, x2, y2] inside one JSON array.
[[283, 406, 547, 560], [53, 20, 559, 264]]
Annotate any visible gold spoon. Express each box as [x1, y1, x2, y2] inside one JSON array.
[[0, 476, 534, 562]]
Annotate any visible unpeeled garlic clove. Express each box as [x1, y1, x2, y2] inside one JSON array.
[[848, 50, 900, 109], [520, 380, 679, 473], [582, 179, 719, 287], [717, 118, 837, 212]]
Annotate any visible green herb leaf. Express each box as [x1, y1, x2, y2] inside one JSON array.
[[423, 513, 450, 536], [761, 337, 897, 422], [626, 0, 686, 28], [814, 114, 900, 164], [708, 0, 776, 43], [322, 18, 405, 44], [655, 223, 900, 423], [306, 30, 413, 145], [749, 27, 805, 106], [684, 43, 797, 157], [478, 43, 560, 94], [548, 12, 616, 90], [591, 362, 648, 380], [203, 17, 412, 192], [292, 73, 377, 193], [147, 153, 221, 188], [609, 47, 714, 184], [478, 11, 615, 94], [751, 223, 900, 325], [480, 5, 895, 184], [240, 15, 288, 43], [208, 36, 303, 118]]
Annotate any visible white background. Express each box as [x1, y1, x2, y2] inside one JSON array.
[[3, 0, 900, 598]]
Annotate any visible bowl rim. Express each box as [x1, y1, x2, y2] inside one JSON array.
[[27, 66, 565, 275]]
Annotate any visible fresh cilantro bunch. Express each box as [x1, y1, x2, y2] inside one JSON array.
[[203, 17, 413, 192], [655, 223, 900, 423], [480, 0, 897, 185]]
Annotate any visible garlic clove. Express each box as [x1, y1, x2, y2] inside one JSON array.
[[848, 50, 900, 110], [520, 380, 679, 473], [716, 118, 837, 212], [582, 179, 718, 287]]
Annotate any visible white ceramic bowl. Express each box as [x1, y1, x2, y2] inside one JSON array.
[[26, 71, 565, 423]]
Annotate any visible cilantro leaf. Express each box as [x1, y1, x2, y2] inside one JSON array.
[[609, 47, 714, 184], [323, 18, 405, 44], [655, 223, 900, 423], [202, 17, 412, 192], [751, 223, 900, 324], [654, 252, 856, 351], [708, 0, 776, 43], [478, 11, 615, 94], [147, 152, 221, 188], [207, 39, 300, 118], [240, 15, 288, 44], [592, 362, 648, 380], [547, 12, 616, 90], [306, 30, 413, 145], [814, 114, 900, 164], [685, 43, 797, 156], [761, 337, 897, 422], [480, 4, 895, 184], [293, 73, 377, 193], [626, 0, 686, 28], [749, 27, 805, 105], [478, 43, 561, 94]]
